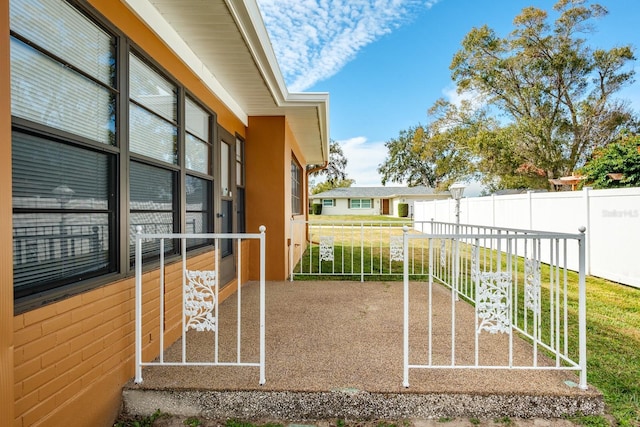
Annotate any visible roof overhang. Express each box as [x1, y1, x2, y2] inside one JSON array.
[[122, 0, 330, 165]]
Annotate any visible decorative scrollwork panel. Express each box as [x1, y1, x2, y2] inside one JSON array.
[[524, 257, 541, 314], [477, 271, 512, 334], [319, 236, 334, 261], [390, 236, 404, 262], [184, 269, 217, 332]]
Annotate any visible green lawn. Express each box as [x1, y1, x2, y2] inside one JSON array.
[[308, 214, 412, 223]]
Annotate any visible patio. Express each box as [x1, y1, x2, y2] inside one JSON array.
[[122, 280, 602, 421]]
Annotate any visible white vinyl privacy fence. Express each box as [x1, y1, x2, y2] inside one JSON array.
[[401, 222, 587, 389], [413, 187, 640, 288]]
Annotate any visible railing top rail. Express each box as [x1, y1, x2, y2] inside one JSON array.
[[406, 232, 585, 240], [428, 220, 587, 237], [134, 228, 266, 241]]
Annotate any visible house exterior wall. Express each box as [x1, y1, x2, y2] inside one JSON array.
[[6, 1, 278, 425], [315, 198, 380, 216], [1, 2, 15, 426], [246, 116, 309, 280]]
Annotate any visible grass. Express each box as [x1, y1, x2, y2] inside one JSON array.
[[308, 214, 413, 223]]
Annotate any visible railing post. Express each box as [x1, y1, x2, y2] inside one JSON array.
[[402, 225, 409, 388], [259, 225, 267, 385], [134, 226, 143, 384], [578, 226, 588, 390], [360, 222, 364, 282]]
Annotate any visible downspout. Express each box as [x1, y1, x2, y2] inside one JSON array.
[[304, 161, 329, 241]]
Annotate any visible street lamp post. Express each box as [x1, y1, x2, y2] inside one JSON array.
[[449, 183, 466, 301], [449, 182, 466, 225]]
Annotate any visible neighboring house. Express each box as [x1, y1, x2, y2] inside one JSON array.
[[1, 1, 328, 426], [311, 187, 450, 217]]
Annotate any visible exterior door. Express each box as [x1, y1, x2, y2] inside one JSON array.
[[218, 127, 236, 285], [381, 199, 390, 215]]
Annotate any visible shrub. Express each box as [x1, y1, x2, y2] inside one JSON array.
[[398, 203, 409, 217], [312, 204, 322, 215]]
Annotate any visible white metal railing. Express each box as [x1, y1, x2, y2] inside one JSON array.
[[289, 219, 434, 281], [134, 226, 266, 385], [403, 222, 587, 389]]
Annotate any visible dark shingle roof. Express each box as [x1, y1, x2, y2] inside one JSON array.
[[312, 186, 443, 199]]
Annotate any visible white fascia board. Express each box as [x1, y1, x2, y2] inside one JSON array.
[[226, 0, 290, 106], [121, 0, 249, 125]]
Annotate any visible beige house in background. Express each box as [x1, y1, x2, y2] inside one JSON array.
[[311, 186, 450, 217]]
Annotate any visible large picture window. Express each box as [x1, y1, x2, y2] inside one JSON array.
[[291, 158, 303, 215], [9, 0, 222, 310], [350, 199, 372, 209], [10, 0, 118, 305]]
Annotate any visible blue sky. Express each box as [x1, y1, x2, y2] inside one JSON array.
[[257, 0, 640, 193]]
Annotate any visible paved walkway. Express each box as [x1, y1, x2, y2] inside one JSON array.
[[124, 281, 602, 420]]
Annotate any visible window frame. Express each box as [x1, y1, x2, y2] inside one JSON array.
[[10, 0, 222, 312], [291, 157, 303, 215], [10, 0, 122, 312], [322, 199, 335, 207]]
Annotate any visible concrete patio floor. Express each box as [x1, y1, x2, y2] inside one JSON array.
[[122, 280, 602, 421]]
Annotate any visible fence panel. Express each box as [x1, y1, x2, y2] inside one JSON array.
[[134, 227, 266, 385], [289, 219, 431, 280], [402, 223, 587, 390]]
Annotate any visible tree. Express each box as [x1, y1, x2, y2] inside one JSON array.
[[450, 0, 635, 188], [309, 140, 352, 193], [580, 131, 640, 188], [311, 179, 355, 195], [377, 99, 492, 190], [377, 125, 437, 187]]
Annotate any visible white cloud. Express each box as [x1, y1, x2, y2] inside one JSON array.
[[442, 84, 483, 108], [338, 136, 392, 187], [257, 0, 440, 91]]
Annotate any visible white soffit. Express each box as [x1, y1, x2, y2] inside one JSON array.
[[121, 0, 329, 164]]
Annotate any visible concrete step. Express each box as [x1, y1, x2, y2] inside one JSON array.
[[121, 387, 604, 421]]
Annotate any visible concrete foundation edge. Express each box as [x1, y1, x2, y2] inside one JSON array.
[[122, 389, 604, 421]]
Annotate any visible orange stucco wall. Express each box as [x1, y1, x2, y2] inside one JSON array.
[[246, 116, 308, 280], [1, 2, 15, 426], [7, 1, 267, 425]]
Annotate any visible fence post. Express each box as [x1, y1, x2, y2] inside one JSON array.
[[578, 226, 588, 390], [583, 187, 592, 275], [134, 226, 143, 384], [259, 225, 267, 385], [402, 225, 410, 388], [360, 222, 364, 282]]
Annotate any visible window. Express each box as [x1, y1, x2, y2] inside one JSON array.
[[10, 0, 118, 303], [291, 158, 303, 215], [10, 0, 116, 145], [12, 132, 116, 300], [185, 97, 213, 247], [236, 137, 246, 233], [10, 0, 222, 309], [350, 199, 372, 209], [322, 199, 335, 207], [128, 53, 179, 261]]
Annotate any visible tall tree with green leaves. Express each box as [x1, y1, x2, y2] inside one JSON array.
[[450, 0, 635, 188], [309, 140, 353, 193], [377, 104, 478, 191]]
